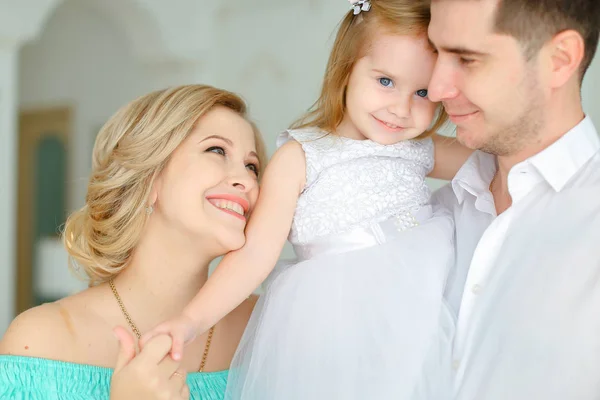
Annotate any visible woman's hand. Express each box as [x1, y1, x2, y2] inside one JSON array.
[[110, 326, 190, 400]]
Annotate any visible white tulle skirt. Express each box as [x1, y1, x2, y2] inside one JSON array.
[[225, 211, 455, 400]]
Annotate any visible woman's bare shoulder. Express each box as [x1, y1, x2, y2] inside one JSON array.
[[0, 301, 78, 360]]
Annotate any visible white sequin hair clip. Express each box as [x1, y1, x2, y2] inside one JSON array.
[[348, 0, 371, 15]]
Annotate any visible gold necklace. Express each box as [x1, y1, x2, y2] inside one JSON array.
[[108, 278, 215, 372]]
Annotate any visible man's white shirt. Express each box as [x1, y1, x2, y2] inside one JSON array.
[[433, 116, 600, 399]]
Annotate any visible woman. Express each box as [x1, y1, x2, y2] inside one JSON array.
[[0, 84, 267, 399]]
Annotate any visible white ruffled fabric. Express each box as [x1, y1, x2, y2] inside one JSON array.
[[225, 129, 455, 399]]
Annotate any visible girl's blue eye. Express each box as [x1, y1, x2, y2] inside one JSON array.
[[416, 89, 428, 98], [379, 77, 394, 88]]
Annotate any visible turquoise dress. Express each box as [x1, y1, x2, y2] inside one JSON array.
[[0, 355, 228, 399]]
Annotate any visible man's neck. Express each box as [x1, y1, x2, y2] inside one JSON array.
[[498, 94, 584, 184], [493, 92, 585, 214]]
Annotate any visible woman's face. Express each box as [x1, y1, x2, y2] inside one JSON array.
[[151, 106, 261, 254]]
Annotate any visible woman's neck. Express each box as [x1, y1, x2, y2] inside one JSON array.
[[109, 222, 217, 330]]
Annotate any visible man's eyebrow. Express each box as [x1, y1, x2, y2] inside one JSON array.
[[429, 39, 487, 56], [442, 47, 487, 56]]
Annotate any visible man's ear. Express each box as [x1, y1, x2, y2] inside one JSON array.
[[546, 29, 585, 88]]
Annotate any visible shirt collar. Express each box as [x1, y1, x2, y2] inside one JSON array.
[[452, 151, 496, 205], [527, 116, 599, 192], [451, 116, 599, 203]]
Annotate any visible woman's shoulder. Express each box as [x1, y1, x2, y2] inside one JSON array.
[[0, 301, 78, 360], [0, 287, 111, 362]]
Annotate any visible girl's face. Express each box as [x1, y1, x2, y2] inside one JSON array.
[[342, 31, 439, 144], [150, 106, 261, 254]]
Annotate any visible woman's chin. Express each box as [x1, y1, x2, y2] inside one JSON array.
[[216, 232, 246, 253]]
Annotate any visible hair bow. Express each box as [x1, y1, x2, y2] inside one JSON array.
[[348, 0, 371, 15]]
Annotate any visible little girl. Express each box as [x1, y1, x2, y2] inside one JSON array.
[[143, 0, 471, 398]]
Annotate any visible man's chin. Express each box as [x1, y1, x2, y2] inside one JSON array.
[[456, 127, 484, 151]]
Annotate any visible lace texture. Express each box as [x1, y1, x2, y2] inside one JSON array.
[[277, 128, 434, 244]]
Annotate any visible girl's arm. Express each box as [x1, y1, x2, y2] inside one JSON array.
[[428, 134, 474, 180], [141, 140, 306, 359]]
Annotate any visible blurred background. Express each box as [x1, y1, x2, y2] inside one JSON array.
[[0, 0, 598, 335]]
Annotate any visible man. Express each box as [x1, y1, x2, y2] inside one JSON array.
[[428, 0, 600, 398]]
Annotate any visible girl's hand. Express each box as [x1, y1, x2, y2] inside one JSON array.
[[139, 314, 198, 361]]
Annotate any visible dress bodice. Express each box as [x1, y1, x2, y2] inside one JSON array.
[[277, 128, 434, 245]]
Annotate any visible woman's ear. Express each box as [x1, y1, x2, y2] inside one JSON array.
[[148, 174, 160, 208]]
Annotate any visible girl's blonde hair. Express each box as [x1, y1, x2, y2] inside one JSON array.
[[63, 84, 267, 286], [292, 0, 447, 136]]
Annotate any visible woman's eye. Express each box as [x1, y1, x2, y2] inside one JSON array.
[[206, 146, 226, 156], [247, 163, 259, 175], [416, 89, 428, 98], [379, 77, 394, 88]]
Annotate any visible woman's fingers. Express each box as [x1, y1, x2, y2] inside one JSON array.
[[168, 368, 188, 393], [135, 334, 173, 367], [180, 381, 191, 400], [113, 326, 136, 373]]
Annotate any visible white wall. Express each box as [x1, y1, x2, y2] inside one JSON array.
[[582, 44, 600, 124], [19, 0, 199, 211], [19, 0, 350, 209], [212, 2, 347, 155], [0, 46, 18, 334]]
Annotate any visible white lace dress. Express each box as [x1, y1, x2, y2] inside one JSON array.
[[225, 128, 455, 400]]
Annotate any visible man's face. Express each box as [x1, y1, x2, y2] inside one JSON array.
[[428, 0, 546, 156]]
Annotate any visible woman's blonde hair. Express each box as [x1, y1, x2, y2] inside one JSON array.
[[63, 84, 267, 286], [292, 0, 447, 136]]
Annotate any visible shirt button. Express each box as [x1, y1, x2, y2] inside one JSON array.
[[452, 360, 461, 370], [471, 284, 482, 294]]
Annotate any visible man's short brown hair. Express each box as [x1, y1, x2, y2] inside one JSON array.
[[492, 0, 600, 79]]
